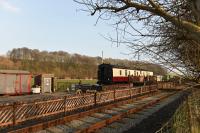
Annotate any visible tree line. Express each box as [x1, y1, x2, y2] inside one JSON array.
[[0, 47, 166, 79]]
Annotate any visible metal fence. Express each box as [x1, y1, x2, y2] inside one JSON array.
[[0, 85, 158, 129]]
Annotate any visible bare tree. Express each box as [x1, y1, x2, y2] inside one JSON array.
[[75, 0, 200, 79]]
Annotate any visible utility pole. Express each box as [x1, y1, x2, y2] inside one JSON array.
[[102, 50, 104, 64]]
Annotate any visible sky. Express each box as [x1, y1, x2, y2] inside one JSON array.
[[0, 0, 138, 60]]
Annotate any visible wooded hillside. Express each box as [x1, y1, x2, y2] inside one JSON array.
[[0, 47, 166, 78]]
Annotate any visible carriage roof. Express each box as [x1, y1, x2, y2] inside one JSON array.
[[99, 63, 153, 72]]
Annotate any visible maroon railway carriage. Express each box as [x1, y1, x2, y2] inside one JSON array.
[[98, 64, 154, 85]]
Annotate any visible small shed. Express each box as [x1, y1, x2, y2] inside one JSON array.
[[0, 70, 31, 95], [34, 74, 54, 93]]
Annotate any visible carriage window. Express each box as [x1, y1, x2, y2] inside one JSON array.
[[125, 70, 127, 76], [129, 71, 130, 75], [119, 70, 122, 75]]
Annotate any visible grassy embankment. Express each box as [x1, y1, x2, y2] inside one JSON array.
[[157, 87, 200, 133]]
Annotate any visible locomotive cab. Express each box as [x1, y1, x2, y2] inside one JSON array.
[[98, 64, 113, 84]]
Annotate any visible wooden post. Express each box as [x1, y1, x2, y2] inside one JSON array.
[[149, 84, 151, 92], [114, 88, 116, 101], [94, 92, 97, 106], [63, 96, 66, 116], [13, 102, 17, 126]]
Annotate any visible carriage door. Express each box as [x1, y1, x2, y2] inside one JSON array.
[[43, 78, 52, 93]]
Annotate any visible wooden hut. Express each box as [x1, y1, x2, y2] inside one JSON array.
[[34, 74, 54, 93]]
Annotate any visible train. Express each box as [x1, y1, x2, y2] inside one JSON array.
[[73, 63, 158, 92], [97, 63, 154, 85]]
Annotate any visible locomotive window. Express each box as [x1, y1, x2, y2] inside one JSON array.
[[119, 70, 122, 75]]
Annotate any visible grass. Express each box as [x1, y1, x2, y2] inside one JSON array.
[[56, 79, 97, 92]]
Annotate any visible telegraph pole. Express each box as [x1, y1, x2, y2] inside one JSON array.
[[102, 50, 104, 64]]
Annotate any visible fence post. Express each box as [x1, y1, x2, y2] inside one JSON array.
[[156, 82, 160, 89], [114, 88, 116, 101], [148, 84, 151, 93], [63, 96, 66, 116], [12, 102, 17, 126], [94, 92, 97, 106], [157, 83, 159, 90]]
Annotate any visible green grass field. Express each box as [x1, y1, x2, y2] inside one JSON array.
[[56, 79, 97, 92]]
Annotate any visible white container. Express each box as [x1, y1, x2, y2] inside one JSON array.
[[31, 87, 41, 94]]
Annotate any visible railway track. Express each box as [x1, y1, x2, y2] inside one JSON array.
[[9, 91, 176, 133]]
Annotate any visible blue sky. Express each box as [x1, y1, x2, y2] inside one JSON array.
[[0, 0, 135, 59]]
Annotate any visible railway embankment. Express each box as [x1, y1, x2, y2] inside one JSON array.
[[155, 85, 200, 133], [31, 89, 188, 133], [125, 89, 190, 133]]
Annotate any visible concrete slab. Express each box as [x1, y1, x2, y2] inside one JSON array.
[[123, 104, 135, 108], [67, 119, 90, 130], [56, 125, 75, 133], [46, 127, 64, 133], [103, 109, 119, 115], [80, 116, 102, 123], [118, 105, 133, 110], [90, 113, 112, 119], [111, 107, 127, 112]]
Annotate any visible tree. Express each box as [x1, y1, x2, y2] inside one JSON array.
[[75, 0, 200, 40], [75, 0, 200, 79]]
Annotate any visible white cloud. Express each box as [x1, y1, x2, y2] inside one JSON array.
[[0, 0, 20, 13]]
